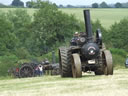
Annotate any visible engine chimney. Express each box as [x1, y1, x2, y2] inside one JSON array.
[[83, 10, 93, 42]]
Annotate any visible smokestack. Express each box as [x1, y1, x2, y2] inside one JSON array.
[[83, 10, 93, 42]]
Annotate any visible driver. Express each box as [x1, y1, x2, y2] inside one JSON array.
[[70, 32, 79, 46]]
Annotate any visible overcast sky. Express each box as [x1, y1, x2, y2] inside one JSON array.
[[0, 0, 128, 5]]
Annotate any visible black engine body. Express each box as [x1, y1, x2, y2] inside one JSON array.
[[70, 10, 103, 71]]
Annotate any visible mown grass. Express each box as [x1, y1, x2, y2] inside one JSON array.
[[0, 69, 128, 96]]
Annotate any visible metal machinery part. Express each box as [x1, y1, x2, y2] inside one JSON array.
[[51, 63, 60, 75], [9, 59, 60, 78], [96, 29, 102, 48], [103, 50, 113, 75], [72, 54, 82, 78], [19, 63, 35, 78]]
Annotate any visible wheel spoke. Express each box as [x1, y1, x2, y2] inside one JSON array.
[[19, 65, 34, 78]]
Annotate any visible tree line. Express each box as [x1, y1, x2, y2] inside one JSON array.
[[26, 1, 128, 8], [0, 1, 128, 58], [0, 0, 128, 8], [92, 2, 123, 8], [0, 1, 83, 59]]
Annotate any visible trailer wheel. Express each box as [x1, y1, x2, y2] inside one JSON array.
[[72, 53, 82, 78], [19, 64, 34, 78], [59, 47, 72, 77], [103, 50, 113, 75]]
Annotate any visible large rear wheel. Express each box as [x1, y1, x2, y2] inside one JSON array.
[[59, 47, 72, 77]]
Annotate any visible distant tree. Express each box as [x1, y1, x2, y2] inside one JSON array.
[[11, 0, 24, 7], [59, 4, 64, 8], [26, 1, 33, 8], [115, 2, 122, 8], [19, 1, 24, 7], [0, 3, 7, 8], [26, 0, 42, 8], [122, 2, 128, 8], [0, 3, 15, 8], [53, 3, 57, 8], [100, 2, 109, 8], [92, 3, 99, 8], [67, 4, 74, 8]]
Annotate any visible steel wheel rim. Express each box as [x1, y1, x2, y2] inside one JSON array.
[[103, 50, 113, 75], [72, 53, 82, 78], [20, 66, 34, 78]]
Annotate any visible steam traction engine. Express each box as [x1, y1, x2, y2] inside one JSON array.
[[59, 10, 113, 78], [8, 60, 59, 78]]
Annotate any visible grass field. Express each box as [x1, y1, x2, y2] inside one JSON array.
[[0, 8, 128, 96], [60, 8, 128, 28], [0, 69, 128, 96], [0, 8, 128, 28]]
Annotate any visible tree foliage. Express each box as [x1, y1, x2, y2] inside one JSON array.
[[31, 1, 82, 55], [92, 20, 107, 42], [100, 2, 109, 8], [11, 0, 24, 7], [0, 9, 32, 58], [26, 1, 33, 8], [0, 13, 17, 56], [107, 18, 128, 51], [26, 0, 42, 8], [92, 3, 99, 8], [0, 1, 83, 57], [115, 2, 122, 8], [0, 3, 7, 8]]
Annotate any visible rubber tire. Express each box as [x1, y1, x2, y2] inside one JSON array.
[[59, 47, 73, 77]]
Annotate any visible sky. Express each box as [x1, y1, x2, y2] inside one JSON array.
[[0, 0, 128, 6]]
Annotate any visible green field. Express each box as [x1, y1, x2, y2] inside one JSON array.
[[0, 8, 37, 16], [0, 69, 128, 96], [0, 8, 128, 28], [60, 8, 128, 28]]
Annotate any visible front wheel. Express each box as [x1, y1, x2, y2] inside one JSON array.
[[72, 53, 82, 78], [103, 50, 113, 75]]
